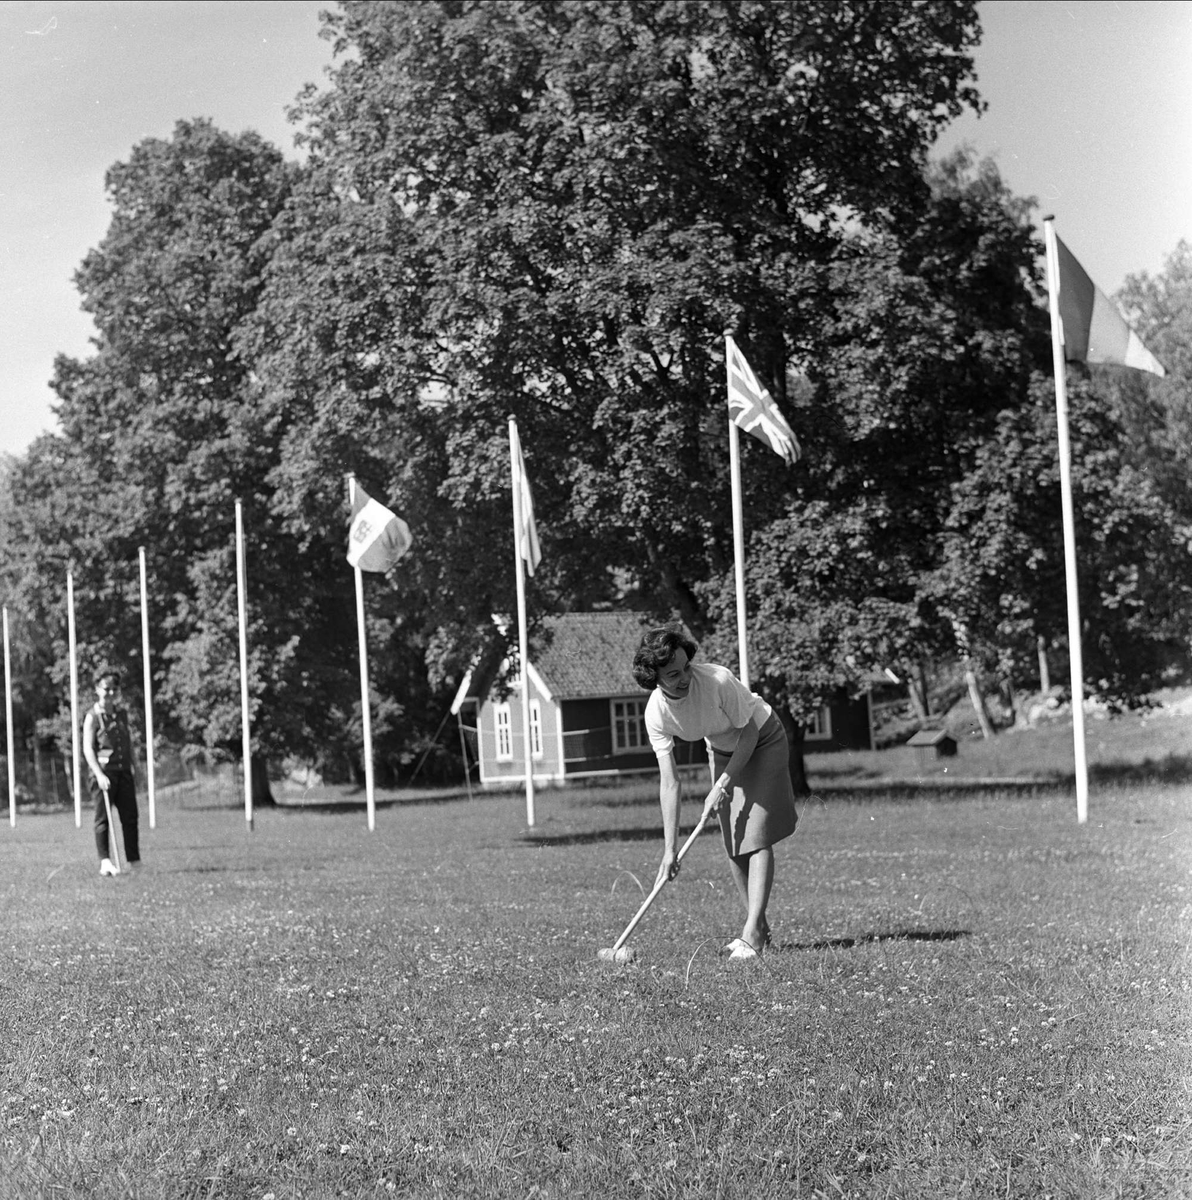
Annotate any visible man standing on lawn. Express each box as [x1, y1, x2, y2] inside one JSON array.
[[83, 670, 142, 877]]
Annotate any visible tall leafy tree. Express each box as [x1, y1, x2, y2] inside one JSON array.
[[909, 239, 1192, 714], [31, 3, 1178, 792], [1108, 241, 1192, 523], [928, 372, 1192, 706], [697, 150, 1049, 750], [975, 240, 1192, 710], [0, 453, 67, 794], [6, 120, 375, 784], [2, 425, 153, 783], [248, 0, 985, 698]]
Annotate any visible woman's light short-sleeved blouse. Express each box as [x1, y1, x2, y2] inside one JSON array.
[[645, 662, 772, 758]]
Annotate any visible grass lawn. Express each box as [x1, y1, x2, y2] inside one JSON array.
[[811, 686, 1192, 790], [2, 773, 1189, 1198]]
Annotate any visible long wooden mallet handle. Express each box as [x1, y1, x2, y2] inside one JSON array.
[[102, 785, 121, 872], [607, 803, 717, 956]]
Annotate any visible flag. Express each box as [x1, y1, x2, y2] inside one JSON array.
[[510, 420, 542, 576], [347, 485, 412, 572], [726, 335, 801, 464], [1054, 234, 1165, 376]]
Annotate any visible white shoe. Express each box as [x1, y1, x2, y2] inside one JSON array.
[[723, 937, 761, 960], [99, 858, 120, 877]]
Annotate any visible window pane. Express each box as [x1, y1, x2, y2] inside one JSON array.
[[495, 705, 512, 759], [530, 701, 543, 758], [612, 699, 648, 752]]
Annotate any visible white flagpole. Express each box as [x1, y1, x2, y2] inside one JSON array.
[[509, 417, 535, 827], [1044, 216, 1090, 825], [348, 477, 377, 832], [235, 500, 254, 833], [3, 607, 14, 827], [457, 712, 474, 803], [726, 337, 750, 688], [67, 571, 82, 828], [139, 547, 157, 829]]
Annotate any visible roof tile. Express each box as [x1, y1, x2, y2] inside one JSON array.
[[533, 612, 650, 699]]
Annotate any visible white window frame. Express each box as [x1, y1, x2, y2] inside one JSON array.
[[529, 699, 544, 760], [494, 703, 513, 761], [805, 705, 832, 742], [611, 697, 649, 755]]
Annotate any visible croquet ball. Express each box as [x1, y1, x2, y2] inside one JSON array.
[[598, 947, 637, 964]]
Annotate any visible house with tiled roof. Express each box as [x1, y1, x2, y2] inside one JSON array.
[[453, 611, 707, 787], [453, 611, 874, 788]]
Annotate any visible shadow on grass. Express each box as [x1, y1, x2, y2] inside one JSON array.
[[783, 928, 971, 952], [163, 864, 268, 875], [810, 779, 1068, 802], [268, 791, 474, 814], [1090, 754, 1192, 785], [520, 824, 719, 847], [805, 763, 888, 783]]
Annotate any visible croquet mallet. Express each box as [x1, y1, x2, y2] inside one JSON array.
[[597, 784, 726, 963], [102, 783, 122, 874]]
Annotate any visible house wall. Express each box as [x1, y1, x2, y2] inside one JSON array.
[[559, 697, 709, 778], [476, 680, 564, 785], [804, 695, 874, 753], [474, 682, 868, 780], [560, 697, 649, 776]]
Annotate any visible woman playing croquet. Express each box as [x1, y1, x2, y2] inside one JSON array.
[[633, 624, 797, 959]]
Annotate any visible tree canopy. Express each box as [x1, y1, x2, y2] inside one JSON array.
[[2, 120, 438, 781], [3, 1, 1190, 790], [248, 0, 987, 678]]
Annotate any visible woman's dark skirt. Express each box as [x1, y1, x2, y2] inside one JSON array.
[[711, 712, 798, 857]]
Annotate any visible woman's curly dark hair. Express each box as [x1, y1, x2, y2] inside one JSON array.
[[632, 624, 698, 690]]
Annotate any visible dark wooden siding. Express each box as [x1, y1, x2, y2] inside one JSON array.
[[813, 696, 873, 752], [560, 698, 707, 775]]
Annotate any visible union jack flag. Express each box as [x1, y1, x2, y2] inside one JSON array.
[[725, 335, 801, 465]]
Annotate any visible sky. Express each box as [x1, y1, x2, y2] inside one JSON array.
[[1, 0, 1190, 460]]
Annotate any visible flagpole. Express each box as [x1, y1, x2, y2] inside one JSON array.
[[1044, 216, 1089, 825], [3, 607, 15, 827], [139, 547, 157, 829], [348, 477, 377, 832], [726, 336, 750, 687], [67, 571, 82, 828], [457, 713, 474, 802], [235, 500, 254, 833], [509, 417, 535, 827]]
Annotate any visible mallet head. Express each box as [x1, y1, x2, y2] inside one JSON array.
[[597, 946, 638, 964]]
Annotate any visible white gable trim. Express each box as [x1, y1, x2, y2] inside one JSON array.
[[526, 660, 553, 703]]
